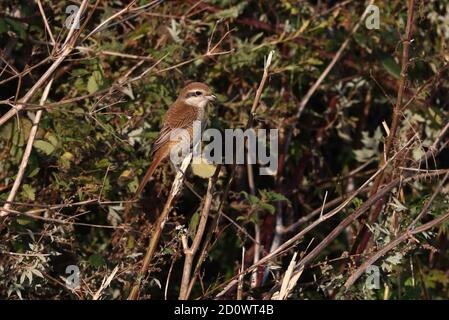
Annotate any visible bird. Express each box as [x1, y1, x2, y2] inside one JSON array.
[[127, 82, 216, 209]]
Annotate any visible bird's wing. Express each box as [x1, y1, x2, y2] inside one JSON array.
[[151, 102, 198, 155]]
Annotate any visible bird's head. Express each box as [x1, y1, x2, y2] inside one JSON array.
[[178, 82, 216, 108]]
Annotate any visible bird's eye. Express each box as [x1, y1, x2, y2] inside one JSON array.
[[195, 91, 202, 96]]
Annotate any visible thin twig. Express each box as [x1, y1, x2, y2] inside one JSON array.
[[164, 255, 177, 300], [409, 171, 449, 229], [354, 0, 416, 256], [82, 0, 137, 41], [0, 0, 89, 127], [292, 172, 447, 277], [92, 266, 119, 300], [237, 246, 246, 300], [36, 0, 56, 46], [0, 78, 54, 218], [4, 207, 126, 230], [295, 0, 375, 120], [344, 205, 449, 289]]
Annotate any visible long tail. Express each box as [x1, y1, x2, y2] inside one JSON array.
[[123, 149, 167, 216], [135, 151, 165, 197]]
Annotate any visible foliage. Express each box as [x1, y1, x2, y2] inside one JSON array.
[[1, 0, 449, 300]]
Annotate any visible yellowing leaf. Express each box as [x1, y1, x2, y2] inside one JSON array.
[[118, 169, 133, 186], [61, 152, 74, 161], [191, 158, 216, 178], [44, 132, 58, 147], [87, 70, 103, 94]]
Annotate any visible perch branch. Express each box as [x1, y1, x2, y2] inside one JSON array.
[[179, 171, 217, 299], [128, 153, 192, 300]]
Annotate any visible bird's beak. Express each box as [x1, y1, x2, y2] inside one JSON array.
[[206, 94, 217, 102]]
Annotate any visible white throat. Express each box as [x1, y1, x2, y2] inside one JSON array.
[[184, 96, 209, 109]]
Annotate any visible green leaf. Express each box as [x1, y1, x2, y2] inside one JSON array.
[[424, 270, 449, 289], [28, 167, 40, 178], [211, 1, 248, 20], [0, 18, 7, 33], [95, 159, 111, 168], [17, 217, 33, 225], [188, 211, 200, 240], [353, 127, 383, 162], [30, 268, 44, 279], [259, 202, 276, 214], [22, 184, 36, 201], [128, 177, 138, 193], [381, 56, 400, 80], [385, 252, 402, 265], [352, 197, 363, 208], [305, 57, 323, 66], [87, 75, 99, 94], [45, 133, 58, 147], [87, 70, 103, 94], [5, 17, 26, 39], [34, 140, 55, 155], [0, 121, 13, 139], [162, 248, 174, 255], [248, 194, 260, 205], [259, 189, 289, 202], [60, 152, 74, 169], [88, 254, 106, 267]]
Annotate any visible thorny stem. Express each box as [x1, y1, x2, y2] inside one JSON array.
[[353, 0, 416, 257]]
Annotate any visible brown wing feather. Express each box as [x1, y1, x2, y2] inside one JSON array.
[[151, 102, 199, 155]]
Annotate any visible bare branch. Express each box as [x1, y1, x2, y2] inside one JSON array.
[[0, 78, 54, 218], [179, 171, 218, 300]]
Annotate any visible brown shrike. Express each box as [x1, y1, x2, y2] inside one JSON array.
[[133, 82, 216, 199]]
